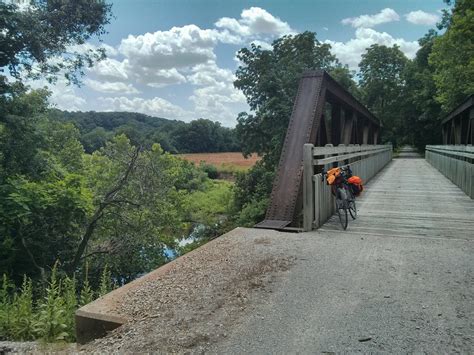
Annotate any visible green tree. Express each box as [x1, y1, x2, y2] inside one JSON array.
[[329, 65, 361, 99], [358, 44, 409, 145], [0, 90, 94, 282], [403, 30, 443, 150], [0, 88, 50, 179], [0, 0, 112, 88], [0, 0, 112, 282], [73, 136, 206, 280], [233, 32, 356, 226], [234, 31, 338, 167], [231, 161, 274, 227], [429, 0, 474, 111], [81, 127, 112, 153]]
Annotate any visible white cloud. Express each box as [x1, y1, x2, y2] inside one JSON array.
[[188, 61, 234, 86], [188, 61, 247, 126], [94, 60, 248, 126], [405, 10, 440, 25], [100, 44, 119, 57], [325, 27, 419, 70], [109, 24, 224, 88], [190, 83, 247, 126], [85, 79, 139, 94], [119, 25, 219, 70], [98, 96, 190, 120], [52, 88, 87, 111], [134, 68, 187, 88], [90, 56, 187, 88], [27, 77, 86, 111], [216, 7, 293, 38], [342, 8, 400, 28], [90, 58, 129, 81]]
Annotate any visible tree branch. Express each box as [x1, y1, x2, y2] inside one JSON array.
[[80, 250, 111, 261], [70, 146, 141, 272]]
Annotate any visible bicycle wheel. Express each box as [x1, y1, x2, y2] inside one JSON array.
[[347, 187, 357, 220], [336, 188, 348, 230]]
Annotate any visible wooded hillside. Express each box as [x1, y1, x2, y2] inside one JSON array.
[[51, 110, 241, 154]]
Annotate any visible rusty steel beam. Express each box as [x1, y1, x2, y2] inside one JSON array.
[[331, 104, 342, 145], [469, 108, 473, 144], [442, 95, 474, 145], [256, 70, 381, 230], [342, 110, 355, 145], [442, 95, 474, 125], [255, 71, 326, 229]]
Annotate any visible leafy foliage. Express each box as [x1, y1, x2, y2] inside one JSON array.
[[0, 0, 242, 346], [230, 161, 275, 226], [403, 31, 443, 150], [0, 87, 226, 285], [358, 44, 409, 145], [234, 32, 342, 167], [429, 0, 474, 112], [232, 31, 356, 225], [183, 180, 233, 225], [53, 111, 241, 154], [0, 0, 112, 87]]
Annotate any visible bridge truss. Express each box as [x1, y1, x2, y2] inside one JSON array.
[[256, 70, 382, 230], [442, 95, 473, 145]]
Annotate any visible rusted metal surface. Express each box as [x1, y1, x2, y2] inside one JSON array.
[[257, 70, 381, 229], [256, 71, 326, 229], [442, 95, 473, 145]]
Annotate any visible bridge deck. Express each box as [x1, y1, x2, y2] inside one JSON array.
[[320, 157, 473, 240], [210, 157, 474, 353]]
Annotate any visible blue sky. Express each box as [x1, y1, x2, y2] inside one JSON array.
[[36, 0, 445, 126]]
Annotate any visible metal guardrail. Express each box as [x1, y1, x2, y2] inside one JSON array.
[[303, 144, 393, 231], [426, 145, 473, 198]]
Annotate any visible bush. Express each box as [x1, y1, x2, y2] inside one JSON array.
[[235, 198, 269, 227], [232, 161, 274, 226], [200, 163, 219, 179]]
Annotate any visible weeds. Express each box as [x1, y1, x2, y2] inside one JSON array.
[[0, 263, 114, 343]]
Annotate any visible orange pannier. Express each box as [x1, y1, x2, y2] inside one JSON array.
[[326, 167, 340, 185], [348, 175, 363, 196], [347, 176, 362, 185]]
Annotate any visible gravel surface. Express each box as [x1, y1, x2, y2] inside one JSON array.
[[0, 341, 76, 354], [80, 228, 297, 353]]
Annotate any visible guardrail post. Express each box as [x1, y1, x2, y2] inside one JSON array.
[[303, 144, 314, 231]]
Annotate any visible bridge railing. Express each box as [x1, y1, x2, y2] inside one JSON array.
[[426, 145, 473, 198], [303, 144, 393, 231]]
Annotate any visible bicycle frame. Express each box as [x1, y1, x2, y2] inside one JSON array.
[[323, 166, 357, 229]]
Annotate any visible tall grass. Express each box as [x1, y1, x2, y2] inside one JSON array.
[[0, 264, 114, 343]]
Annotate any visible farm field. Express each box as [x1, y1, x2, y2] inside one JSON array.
[[177, 152, 261, 172]]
